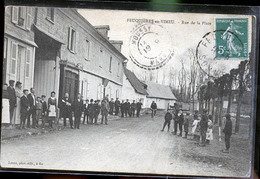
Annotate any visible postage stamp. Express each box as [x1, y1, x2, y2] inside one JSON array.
[[214, 18, 248, 59]]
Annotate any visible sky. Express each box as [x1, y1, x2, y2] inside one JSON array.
[[78, 9, 252, 86]]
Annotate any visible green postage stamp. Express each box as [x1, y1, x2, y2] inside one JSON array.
[[215, 18, 248, 59]]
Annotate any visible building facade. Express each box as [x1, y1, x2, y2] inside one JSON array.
[[4, 6, 126, 104], [4, 6, 37, 90]]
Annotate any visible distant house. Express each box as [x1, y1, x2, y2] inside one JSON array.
[[122, 68, 148, 105], [145, 82, 177, 109]]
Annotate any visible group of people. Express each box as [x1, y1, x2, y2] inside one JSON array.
[[107, 98, 143, 118], [161, 103, 233, 153], [2, 80, 146, 130]]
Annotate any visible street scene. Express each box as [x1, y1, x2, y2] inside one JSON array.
[[1, 111, 252, 177], [1, 6, 255, 178]]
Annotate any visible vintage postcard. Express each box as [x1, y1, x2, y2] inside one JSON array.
[[1, 5, 257, 178]]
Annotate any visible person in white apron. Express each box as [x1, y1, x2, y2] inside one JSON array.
[[2, 83, 10, 125], [206, 116, 214, 144], [48, 91, 57, 128], [14, 81, 23, 126]]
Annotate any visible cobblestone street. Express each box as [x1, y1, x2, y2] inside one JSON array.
[[1, 111, 251, 177]]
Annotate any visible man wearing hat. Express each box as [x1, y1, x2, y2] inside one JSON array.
[[7, 80, 17, 125], [20, 89, 30, 129]]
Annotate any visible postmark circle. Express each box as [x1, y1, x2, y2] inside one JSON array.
[[129, 23, 174, 70], [195, 30, 245, 78]]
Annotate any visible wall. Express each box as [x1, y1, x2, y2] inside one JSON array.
[[121, 74, 146, 104]]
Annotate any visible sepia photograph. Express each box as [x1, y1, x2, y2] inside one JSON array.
[[1, 4, 257, 178]]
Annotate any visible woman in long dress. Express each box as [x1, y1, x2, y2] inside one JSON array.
[[2, 83, 10, 125], [48, 91, 57, 128], [14, 81, 23, 126]]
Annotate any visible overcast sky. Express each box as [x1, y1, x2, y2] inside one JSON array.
[[78, 9, 251, 86]]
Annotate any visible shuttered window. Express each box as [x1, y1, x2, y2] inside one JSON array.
[[46, 8, 54, 22], [68, 27, 77, 53], [109, 56, 112, 73], [12, 6, 30, 29], [25, 48, 31, 77], [11, 42, 18, 75]]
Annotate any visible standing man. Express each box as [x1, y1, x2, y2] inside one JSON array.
[[125, 99, 130, 117], [177, 110, 184, 137], [150, 101, 157, 117], [60, 93, 73, 129], [136, 99, 143, 117], [27, 88, 36, 128], [130, 100, 137, 117], [222, 114, 232, 153], [88, 99, 95, 124], [121, 100, 125, 117], [200, 109, 209, 146], [172, 103, 179, 135], [101, 99, 110, 125], [115, 98, 120, 115], [109, 98, 115, 115], [20, 89, 30, 129], [7, 80, 16, 126], [83, 99, 89, 124], [94, 100, 101, 124], [72, 93, 84, 129]]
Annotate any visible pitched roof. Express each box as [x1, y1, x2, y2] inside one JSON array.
[[124, 68, 148, 95], [145, 81, 177, 100]]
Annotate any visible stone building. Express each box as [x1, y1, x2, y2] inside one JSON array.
[[4, 6, 126, 103]]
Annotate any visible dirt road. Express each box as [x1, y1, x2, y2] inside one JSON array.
[[0, 112, 251, 177]]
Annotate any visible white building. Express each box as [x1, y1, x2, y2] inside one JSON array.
[[122, 68, 148, 105], [145, 82, 177, 109]]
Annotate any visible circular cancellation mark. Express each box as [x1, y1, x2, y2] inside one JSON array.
[[129, 23, 174, 70]]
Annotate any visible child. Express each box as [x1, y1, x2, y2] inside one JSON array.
[[41, 95, 47, 128], [183, 112, 190, 138], [94, 100, 101, 124], [191, 112, 201, 143], [35, 97, 43, 128], [206, 115, 213, 144], [161, 109, 173, 132]]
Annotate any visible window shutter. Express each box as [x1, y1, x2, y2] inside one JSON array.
[[20, 7, 26, 20], [12, 6, 18, 24], [26, 7, 32, 30], [25, 48, 31, 77], [68, 27, 71, 50], [74, 31, 78, 53], [11, 42, 18, 75]]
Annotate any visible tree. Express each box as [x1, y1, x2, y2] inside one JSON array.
[[235, 60, 248, 133]]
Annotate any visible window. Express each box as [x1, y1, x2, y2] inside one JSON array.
[[12, 6, 28, 29], [68, 27, 77, 53], [12, 7, 32, 30], [85, 40, 90, 60], [11, 42, 18, 75], [46, 8, 54, 22], [25, 48, 31, 78], [109, 56, 112, 73]]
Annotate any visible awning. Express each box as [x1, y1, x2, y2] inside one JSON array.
[[33, 24, 65, 45], [4, 33, 38, 48]]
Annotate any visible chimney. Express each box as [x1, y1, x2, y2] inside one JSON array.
[[109, 40, 123, 52], [94, 25, 110, 39]]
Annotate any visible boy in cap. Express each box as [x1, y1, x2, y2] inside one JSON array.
[[161, 109, 173, 132]]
